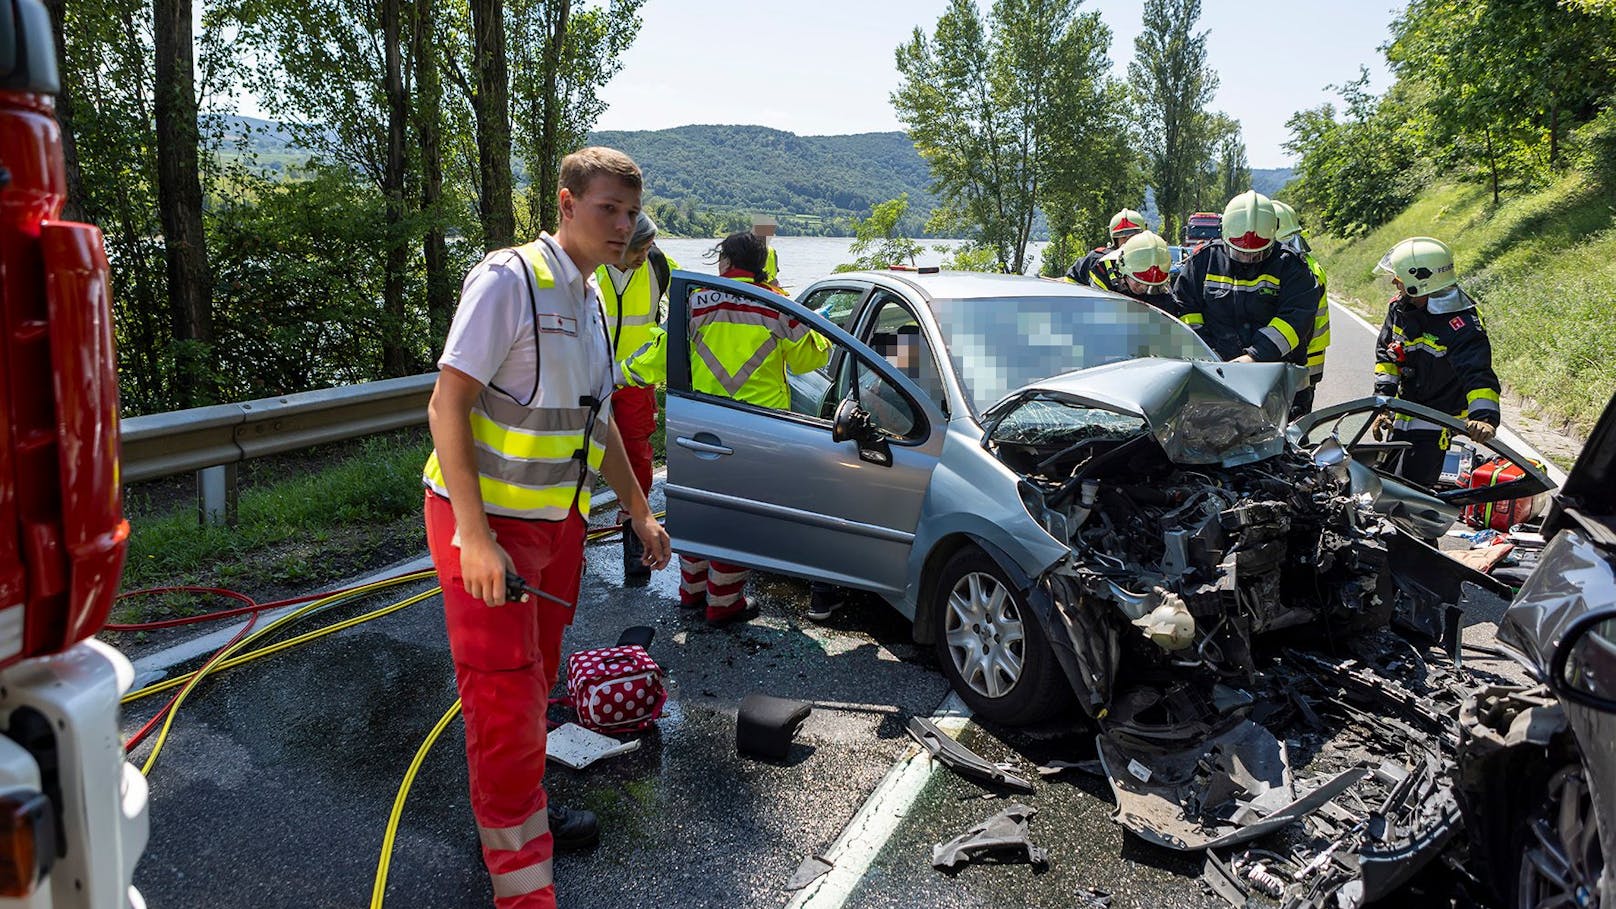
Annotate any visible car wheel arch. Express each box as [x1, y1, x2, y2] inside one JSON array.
[[913, 534, 1038, 646]]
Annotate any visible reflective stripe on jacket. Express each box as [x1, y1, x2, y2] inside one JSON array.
[[424, 239, 615, 520], [1373, 288, 1500, 425], [1173, 240, 1319, 367], [1300, 247, 1330, 379], [690, 271, 829, 409]]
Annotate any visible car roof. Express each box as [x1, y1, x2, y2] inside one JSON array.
[[831, 269, 1120, 305]]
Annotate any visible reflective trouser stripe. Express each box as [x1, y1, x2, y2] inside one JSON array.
[[680, 556, 749, 609], [479, 811, 551, 852], [492, 861, 555, 900]]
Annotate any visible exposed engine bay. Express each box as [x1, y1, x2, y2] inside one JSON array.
[[989, 393, 1394, 716], [979, 380, 1511, 907]]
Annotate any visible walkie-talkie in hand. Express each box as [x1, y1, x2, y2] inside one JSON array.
[[504, 570, 574, 609]]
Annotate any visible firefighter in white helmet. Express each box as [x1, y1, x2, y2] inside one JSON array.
[[1090, 230, 1179, 314], [1067, 208, 1146, 287], [1371, 237, 1501, 487], [1174, 190, 1320, 416]]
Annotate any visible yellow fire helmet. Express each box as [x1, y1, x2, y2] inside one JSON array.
[[1108, 208, 1147, 238], [1375, 237, 1457, 297], [1272, 199, 1302, 241], [1221, 190, 1278, 253], [1120, 231, 1173, 285]]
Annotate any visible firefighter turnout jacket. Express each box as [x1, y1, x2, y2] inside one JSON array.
[[1066, 246, 1108, 286], [1374, 288, 1501, 427], [1174, 240, 1319, 366], [1294, 244, 1331, 383], [423, 236, 615, 521]]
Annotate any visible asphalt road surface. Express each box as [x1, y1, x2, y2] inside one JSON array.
[[121, 300, 1549, 909]]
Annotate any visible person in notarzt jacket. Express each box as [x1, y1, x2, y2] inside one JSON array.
[[1371, 236, 1501, 488], [1173, 190, 1320, 416]]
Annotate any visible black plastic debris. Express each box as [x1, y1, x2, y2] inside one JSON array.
[[783, 854, 833, 891], [1074, 885, 1112, 908], [907, 716, 1034, 792], [616, 625, 655, 648], [737, 693, 812, 761], [930, 803, 1049, 872]]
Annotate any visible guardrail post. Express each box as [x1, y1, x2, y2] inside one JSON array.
[[197, 464, 238, 527]]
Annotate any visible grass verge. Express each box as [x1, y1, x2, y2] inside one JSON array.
[[1310, 173, 1616, 438]]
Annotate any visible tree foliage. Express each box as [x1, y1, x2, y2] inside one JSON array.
[[56, 0, 643, 415], [1288, 0, 1616, 234], [1128, 0, 1217, 240], [893, 0, 1133, 274], [835, 195, 926, 272]]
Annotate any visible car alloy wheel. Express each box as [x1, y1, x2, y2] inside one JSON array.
[[943, 571, 1026, 700]]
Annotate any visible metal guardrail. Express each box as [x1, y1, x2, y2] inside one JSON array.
[[120, 374, 437, 520]]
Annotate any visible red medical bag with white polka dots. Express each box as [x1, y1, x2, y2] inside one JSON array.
[[565, 645, 667, 734]]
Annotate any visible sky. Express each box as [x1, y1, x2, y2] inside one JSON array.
[[593, 0, 1402, 169]]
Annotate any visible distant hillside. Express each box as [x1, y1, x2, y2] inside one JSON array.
[[1252, 167, 1296, 198], [588, 125, 936, 236]]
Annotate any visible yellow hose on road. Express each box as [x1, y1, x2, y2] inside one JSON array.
[[371, 698, 463, 909]]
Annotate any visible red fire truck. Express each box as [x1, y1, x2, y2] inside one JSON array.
[[1, 0, 151, 904]]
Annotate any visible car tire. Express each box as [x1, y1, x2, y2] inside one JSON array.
[[931, 548, 1068, 726]]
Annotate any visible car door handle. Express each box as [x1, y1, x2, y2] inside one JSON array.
[[675, 436, 733, 456]]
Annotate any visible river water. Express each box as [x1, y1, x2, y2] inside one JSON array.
[[654, 236, 1052, 292]]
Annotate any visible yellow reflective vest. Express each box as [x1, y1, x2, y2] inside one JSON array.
[[595, 250, 679, 362], [423, 239, 614, 521], [620, 274, 829, 409]]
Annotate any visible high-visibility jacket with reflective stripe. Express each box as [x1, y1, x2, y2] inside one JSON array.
[[596, 250, 680, 362], [764, 245, 779, 283], [1373, 289, 1501, 426], [1173, 240, 1318, 368], [423, 240, 615, 520], [689, 273, 830, 409], [1294, 244, 1330, 377]]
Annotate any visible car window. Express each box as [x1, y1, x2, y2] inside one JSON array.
[[860, 293, 949, 415], [835, 359, 921, 440], [928, 294, 1215, 414], [801, 286, 865, 333]]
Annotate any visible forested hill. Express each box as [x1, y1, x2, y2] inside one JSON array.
[[587, 125, 936, 236]]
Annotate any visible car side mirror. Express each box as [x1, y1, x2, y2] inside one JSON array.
[[832, 397, 893, 467], [1550, 612, 1616, 713]]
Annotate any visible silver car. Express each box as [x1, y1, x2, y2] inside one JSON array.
[[663, 268, 1240, 723], [662, 268, 1551, 729]]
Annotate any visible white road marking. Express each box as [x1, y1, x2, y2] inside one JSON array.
[[787, 691, 972, 909]]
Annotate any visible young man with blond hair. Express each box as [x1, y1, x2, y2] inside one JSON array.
[[422, 146, 671, 908]]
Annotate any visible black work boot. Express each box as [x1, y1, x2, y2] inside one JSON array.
[[547, 805, 599, 851], [622, 519, 650, 579]]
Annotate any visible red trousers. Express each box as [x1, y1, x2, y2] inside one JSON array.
[[612, 385, 657, 518], [425, 492, 585, 909]]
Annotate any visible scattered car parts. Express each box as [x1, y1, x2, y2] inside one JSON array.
[[906, 716, 1034, 793], [930, 803, 1049, 872]]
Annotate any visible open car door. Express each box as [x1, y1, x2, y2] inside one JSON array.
[[1291, 396, 1556, 538]]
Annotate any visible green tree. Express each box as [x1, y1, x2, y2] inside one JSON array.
[[508, 0, 644, 235], [893, 0, 1120, 273], [835, 195, 925, 271], [1283, 70, 1426, 236], [1129, 0, 1218, 241]]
